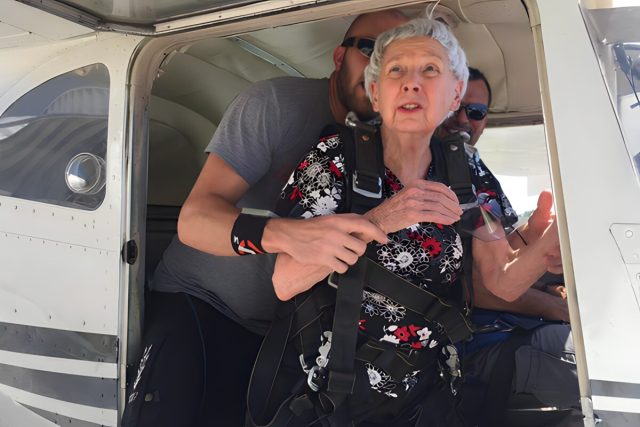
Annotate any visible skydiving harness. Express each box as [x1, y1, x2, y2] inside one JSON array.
[[246, 114, 477, 427]]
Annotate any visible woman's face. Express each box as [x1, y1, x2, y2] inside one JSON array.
[[370, 36, 463, 137]]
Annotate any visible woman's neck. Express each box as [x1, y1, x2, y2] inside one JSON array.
[[381, 127, 433, 185]]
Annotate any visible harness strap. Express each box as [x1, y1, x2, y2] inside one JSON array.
[[246, 303, 296, 426], [439, 136, 476, 207], [247, 122, 478, 426], [326, 257, 368, 395], [339, 123, 384, 214], [292, 287, 334, 369], [330, 258, 473, 343], [437, 135, 477, 314], [353, 127, 384, 196], [480, 329, 531, 427], [291, 286, 334, 336], [355, 339, 433, 381]]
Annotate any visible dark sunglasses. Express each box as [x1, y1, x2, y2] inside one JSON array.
[[457, 103, 488, 121], [341, 37, 376, 58]]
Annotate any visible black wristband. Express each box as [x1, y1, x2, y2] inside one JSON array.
[[231, 213, 270, 255]]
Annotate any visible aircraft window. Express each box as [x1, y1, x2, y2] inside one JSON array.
[[476, 124, 551, 222], [581, 2, 640, 181], [0, 63, 109, 210]]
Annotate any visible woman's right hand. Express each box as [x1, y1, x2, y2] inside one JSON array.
[[365, 179, 463, 234]]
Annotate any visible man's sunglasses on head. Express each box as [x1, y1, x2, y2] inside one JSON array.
[[457, 103, 488, 121], [341, 37, 376, 58]]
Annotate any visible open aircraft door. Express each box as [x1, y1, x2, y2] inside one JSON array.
[[530, 0, 640, 424], [6, 0, 640, 425]]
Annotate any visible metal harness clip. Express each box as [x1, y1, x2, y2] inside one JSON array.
[[307, 365, 327, 392]]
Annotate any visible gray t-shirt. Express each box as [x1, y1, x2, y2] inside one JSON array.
[[150, 76, 333, 334]]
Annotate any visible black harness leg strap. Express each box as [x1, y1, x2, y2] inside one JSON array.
[[324, 257, 368, 401], [480, 330, 530, 427], [246, 303, 295, 426]]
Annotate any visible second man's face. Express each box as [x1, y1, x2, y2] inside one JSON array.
[[437, 79, 489, 146]]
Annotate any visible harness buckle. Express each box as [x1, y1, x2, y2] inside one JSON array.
[[439, 345, 462, 396], [307, 365, 328, 392], [352, 172, 382, 199], [327, 272, 338, 289]]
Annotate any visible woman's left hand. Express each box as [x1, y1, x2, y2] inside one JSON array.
[[365, 179, 463, 234]]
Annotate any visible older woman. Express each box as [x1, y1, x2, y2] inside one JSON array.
[[270, 18, 558, 426]]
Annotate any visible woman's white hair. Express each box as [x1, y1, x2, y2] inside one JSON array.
[[364, 17, 469, 100]]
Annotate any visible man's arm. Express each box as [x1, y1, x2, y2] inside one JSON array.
[[177, 78, 386, 265], [177, 153, 249, 256], [473, 275, 569, 322], [472, 218, 560, 302], [177, 79, 278, 256], [178, 154, 387, 263]]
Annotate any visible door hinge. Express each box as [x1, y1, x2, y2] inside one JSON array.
[[123, 240, 138, 265]]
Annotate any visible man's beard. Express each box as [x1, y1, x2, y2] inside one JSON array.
[[345, 87, 375, 121], [337, 70, 375, 121]]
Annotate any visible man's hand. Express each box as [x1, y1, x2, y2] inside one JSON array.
[[264, 214, 387, 274], [365, 180, 462, 234], [540, 219, 563, 274], [543, 284, 568, 299], [524, 190, 555, 242], [540, 294, 570, 322]]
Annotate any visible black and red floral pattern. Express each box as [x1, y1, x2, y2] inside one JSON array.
[[276, 126, 515, 401]]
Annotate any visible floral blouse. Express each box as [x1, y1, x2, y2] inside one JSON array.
[[275, 125, 516, 401]]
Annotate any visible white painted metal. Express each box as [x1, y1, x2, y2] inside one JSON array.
[[0, 33, 142, 337], [152, 0, 428, 34], [0, 0, 92, 49], [0, 229, 121, 334], [0, 384, 117, 426], [0, 27, 143, 426], [592, 395, 640, 415], [0, 388, 56, 427], [153, 0, 328, 33], [0, 350, 117, 379], [536, 0, 640, 415]]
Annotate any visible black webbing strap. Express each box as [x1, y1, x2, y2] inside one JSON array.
[[353, 126, 384, 196], [480, 330, 531, 427], [438, 135, 476, 207], [246, 289, 336, 427], [325, 257, 368, 396], [355, 339, 433, 381], [247, 303, 296, 426], [330, 258, 472, 343], [338, 124, 385, 214], [459, 231, 474, 315], [436, 135, 476, 312], [292, 287, 334, 368]]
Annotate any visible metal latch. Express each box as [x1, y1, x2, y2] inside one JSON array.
[[123, 240, 138, 265]]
